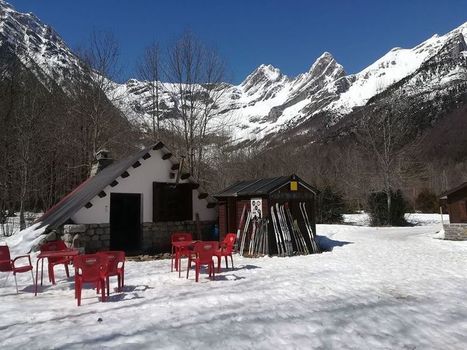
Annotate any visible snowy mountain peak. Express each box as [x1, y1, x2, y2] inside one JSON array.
[[0, 0, 85, 87], [315, 51, 334, 61], [307, 51, 344, 76], [451, 21, 467, 35], [243, 63, 283, 84], [2, 0, 466, 146], [0, 0, 13, 10], [240, 63, 286, 96]]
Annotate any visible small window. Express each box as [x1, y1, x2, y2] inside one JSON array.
[[153, 182, 193, 222]]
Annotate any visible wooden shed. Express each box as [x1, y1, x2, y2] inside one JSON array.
[[440, 182, 467, 240], [215, 174, 319, 256], [441, 182, 467, 223]]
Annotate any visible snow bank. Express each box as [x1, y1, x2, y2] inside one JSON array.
[[343, 212, 448, 226], [405, 213, 449, 226], [1, 223, 48, 255]]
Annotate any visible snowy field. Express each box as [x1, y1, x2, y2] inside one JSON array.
[[2, 214, 467, 349]]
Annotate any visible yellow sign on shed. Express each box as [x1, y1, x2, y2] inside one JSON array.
[[290, 181, 298, 191]]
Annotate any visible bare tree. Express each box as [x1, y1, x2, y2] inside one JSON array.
[[355, 93, 420, 221], [137, 41, 163, 141], [73, 30, 133, 176], [15, 82, 47, 229], [165, 31, 227, 179]]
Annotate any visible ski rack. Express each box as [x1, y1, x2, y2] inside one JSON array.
[[237, 201, 319, 257]]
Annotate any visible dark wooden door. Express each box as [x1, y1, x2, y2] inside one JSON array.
[[227, 198, 237, 234], [110, 193, 142, 252]]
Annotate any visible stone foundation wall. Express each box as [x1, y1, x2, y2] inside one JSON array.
[[62, 221, 216, 253], [444, 224, 467, 240]]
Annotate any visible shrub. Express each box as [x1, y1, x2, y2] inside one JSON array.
[[319, 186, 345, 224], [415, 188, 439, 213], [368, 190, 408, 226]]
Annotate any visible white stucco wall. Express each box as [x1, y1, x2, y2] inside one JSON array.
[[71, 148, 217, 224]]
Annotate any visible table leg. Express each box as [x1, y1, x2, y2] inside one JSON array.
[[34, 258, 40, 296], [171, 247, 174, 272], [41, 258, 44, 286], [179, 255, 183, 278]]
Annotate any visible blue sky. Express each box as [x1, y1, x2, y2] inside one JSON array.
[[8, 0, 467, 83]]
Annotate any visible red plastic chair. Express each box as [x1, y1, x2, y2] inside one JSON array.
[[186, 241, 219, 282], [171, 232, 193, 273], [40, 240, 72, 285], [0, 245, 34, 293], [98, 251, 125, 296], [73, 254, 108, 306], [215, 233, 237, 272]]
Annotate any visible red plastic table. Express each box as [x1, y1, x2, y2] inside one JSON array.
[[34, 249, 80, 296], [172, 241, 196, 277]]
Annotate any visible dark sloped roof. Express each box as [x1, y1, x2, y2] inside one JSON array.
[[215, 174, 317, 197], [37, 145, 155, 229], [440, 182, 467, 199]]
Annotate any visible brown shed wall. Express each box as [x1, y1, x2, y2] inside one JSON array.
[[447, 187, 467, 223], [219, 198, 269, 241]]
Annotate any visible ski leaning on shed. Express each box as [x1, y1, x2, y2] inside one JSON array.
[[248, 218, 258, 256], [276, 203, 293, 255], [235, 204, 247, 252], [239, 211, 251, 256], [271, 205, 284, 256], [285, 203, 308, 254], [299, 202, 320, 253]]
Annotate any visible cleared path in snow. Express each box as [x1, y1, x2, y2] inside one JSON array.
[[1, 223, 467, 349]]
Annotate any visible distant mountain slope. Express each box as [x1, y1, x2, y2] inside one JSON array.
[[114, 22, 467, 145], [1, 0, 466, 153]]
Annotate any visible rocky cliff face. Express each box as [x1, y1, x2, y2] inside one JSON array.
[[0, 0, 87, 90]]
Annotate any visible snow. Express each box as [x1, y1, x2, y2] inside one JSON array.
[[343, 212, 450, 226], [2, 222, 48, 256], [325, 34, 450, 115], [3, 214, 467, 349]]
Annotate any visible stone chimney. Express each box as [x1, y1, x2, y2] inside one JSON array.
[[91, 149, 113, 176]]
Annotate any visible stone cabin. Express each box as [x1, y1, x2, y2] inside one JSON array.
[[440, 182, 467, 240], [35, 142, 217, 253]]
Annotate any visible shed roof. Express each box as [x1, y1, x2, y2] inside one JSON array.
[[215, 174, 317, 198], [37, 142, 214, 229], [440, 182, 467, 199]]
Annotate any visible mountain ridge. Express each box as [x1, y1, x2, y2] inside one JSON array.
[[114, 20, 467, 143], [1, 0, 466, 147]]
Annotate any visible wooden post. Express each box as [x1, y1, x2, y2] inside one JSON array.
[[195, 212, 201, 240]]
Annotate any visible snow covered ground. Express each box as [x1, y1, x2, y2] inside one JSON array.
[[343, 212, 449, 226], [2, 215, 467, 349]]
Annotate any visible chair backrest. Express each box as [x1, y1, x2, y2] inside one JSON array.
[[41, 240, 69, 263], [73, 254, 108, 282], [171, 232, 193, 243], [222, 233, 237, 254], [0, 245, 12, 272], [40, 240, 68, 252], [98, 251, 125, 275], [193, 241, 219, 263]]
